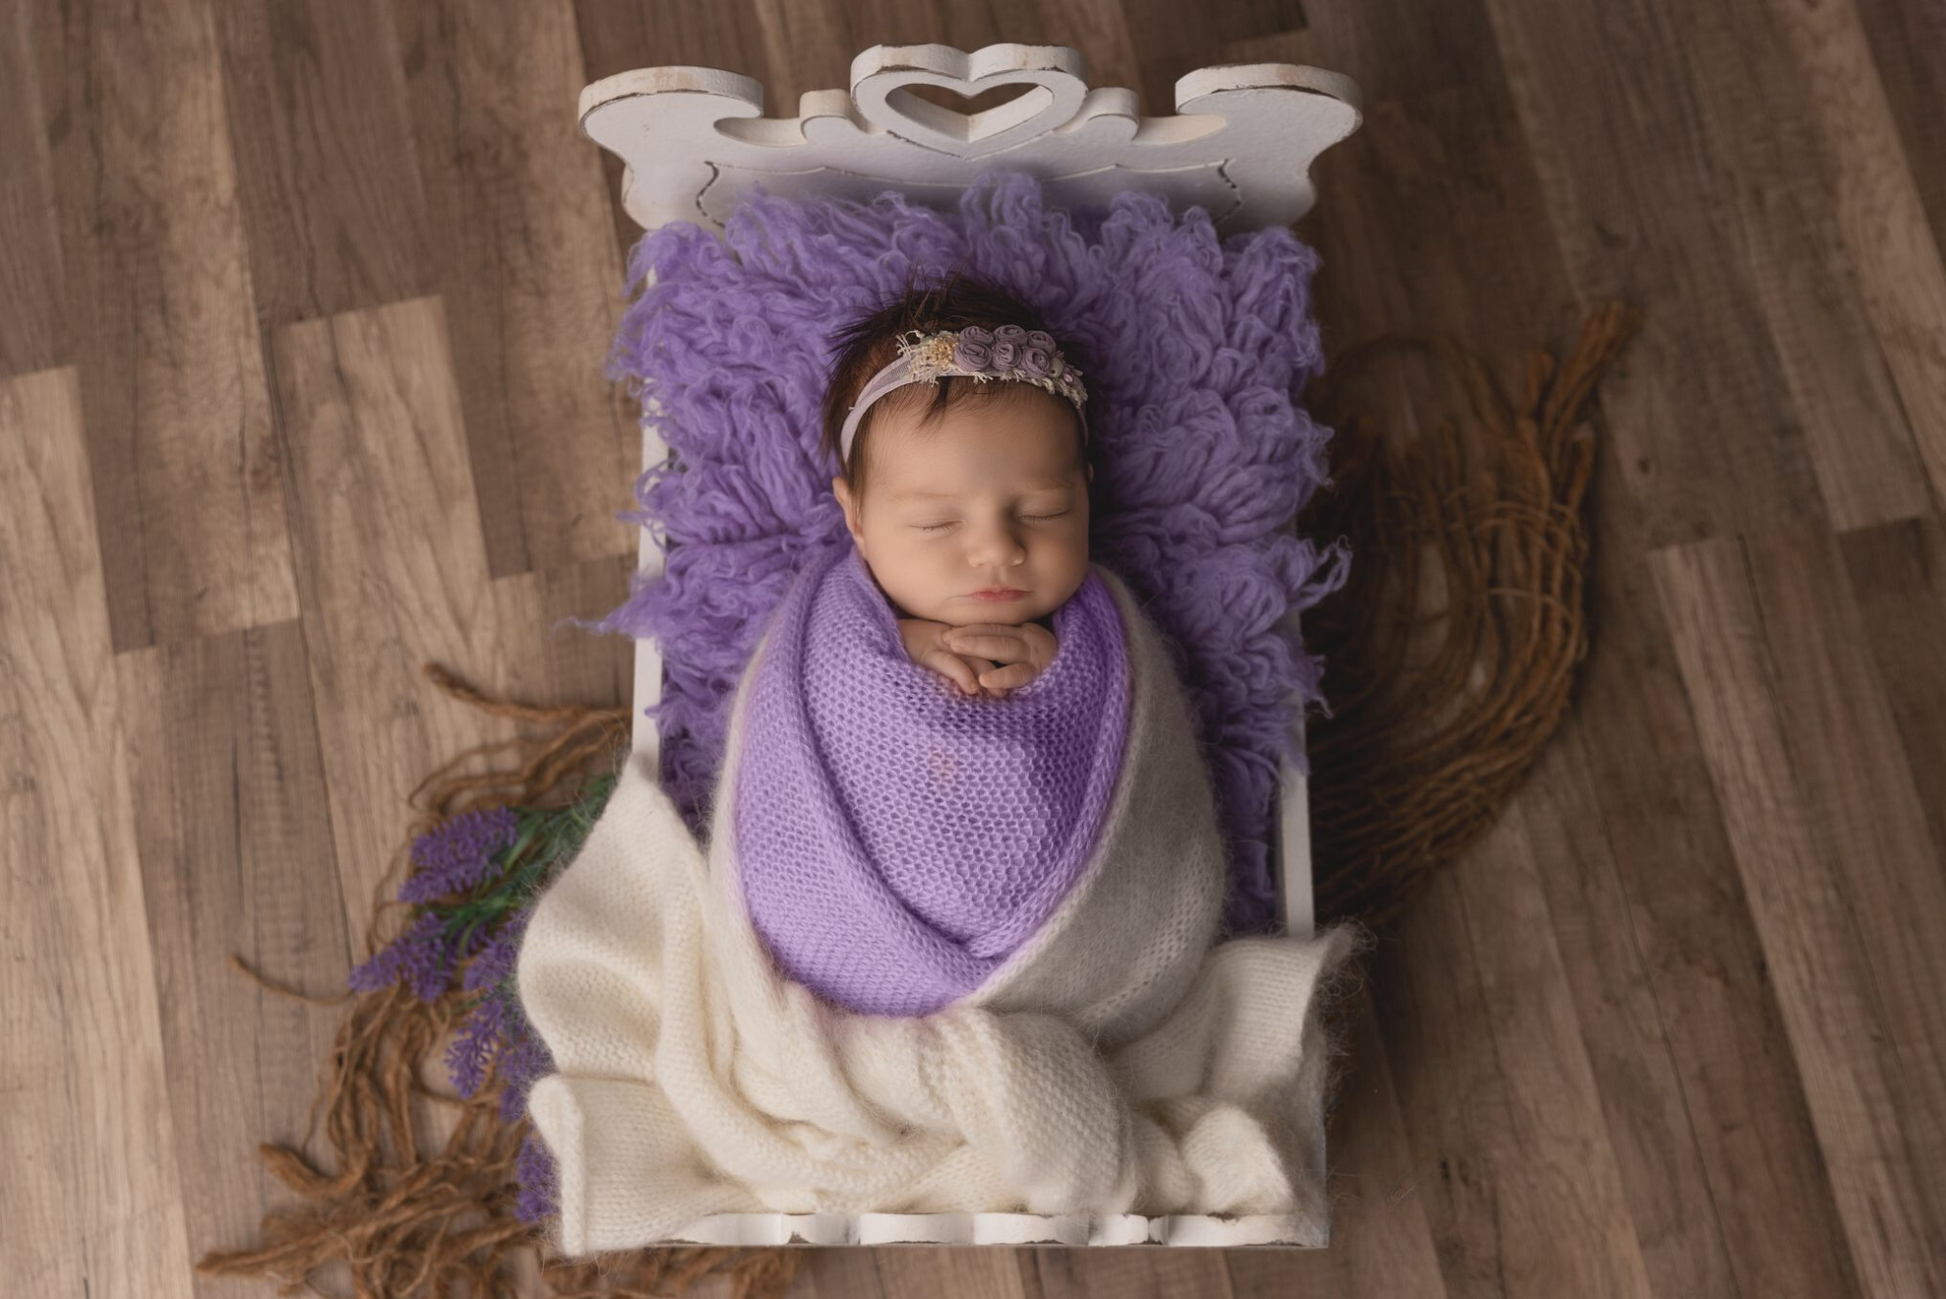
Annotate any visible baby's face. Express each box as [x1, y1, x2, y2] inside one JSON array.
[[832, 386, 1090, 627]]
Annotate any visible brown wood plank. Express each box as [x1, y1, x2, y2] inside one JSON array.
[[1522, 531, 1865, 1299], [32, 0, 299, 652], [1228, 984, 1450, 1298], [0, 3, 68, 377], [115, 620, 355, 1298], [1852, 0, 1946, 293], [211, 0, 436, 324], [1839, 515, 1946, 873], [1755, 0, 1946, 515], [795, 1245, 891, 1297], [1374, 812, 1657, 1299], [1652, 528, 1946, 1297], [393, 0, 638, 580], [876, 1246, 1032, 1299], [0, 366, 198, 1295], [1478, 0, 1926, 535], [1022, 1245, 1230, 1297]]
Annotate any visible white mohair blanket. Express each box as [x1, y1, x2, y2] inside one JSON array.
[[516, 567, 1360, 1255]]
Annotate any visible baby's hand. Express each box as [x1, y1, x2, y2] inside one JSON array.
[[939, 622, 1059, 698], [897, 618, 1002, 697]]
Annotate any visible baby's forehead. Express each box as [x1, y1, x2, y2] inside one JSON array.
[[881, 472, 1076, 502]]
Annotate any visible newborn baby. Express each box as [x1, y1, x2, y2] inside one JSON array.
[[820, 273, 1095, 699]]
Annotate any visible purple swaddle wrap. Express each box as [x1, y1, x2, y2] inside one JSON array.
[[731, 545, 1130, 1017]]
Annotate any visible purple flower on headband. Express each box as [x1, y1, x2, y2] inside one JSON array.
[[991, 341, 1020, 369], [1026, 329, 1055, 351], [993, 324, 1028, 346], [959, 325, 995, 347], [952, 335, 994, 372], [1020, 345, 1054, 378]]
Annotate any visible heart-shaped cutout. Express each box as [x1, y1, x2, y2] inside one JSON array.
[[853, 47, 1087, 158], [897, 81, 1040, 117]]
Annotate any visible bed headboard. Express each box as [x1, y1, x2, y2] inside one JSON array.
[[578, 43, 1361, 239]]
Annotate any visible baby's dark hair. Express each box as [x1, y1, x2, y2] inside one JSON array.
[[819, 268, 1097, 500]]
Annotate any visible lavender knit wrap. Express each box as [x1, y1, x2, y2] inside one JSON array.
[[731, 545, 1131, 1017]]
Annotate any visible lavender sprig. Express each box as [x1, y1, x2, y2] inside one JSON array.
[[399, 804, 521, 903]]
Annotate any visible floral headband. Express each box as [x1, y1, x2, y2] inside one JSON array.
[[837, 324, 1089, 464]]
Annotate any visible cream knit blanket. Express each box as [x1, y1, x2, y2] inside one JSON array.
[[516, 567, 1358, 1255]]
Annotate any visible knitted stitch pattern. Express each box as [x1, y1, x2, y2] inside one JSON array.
[[516, 560, 1361, 1255], [734, 547, 1130, 1016]]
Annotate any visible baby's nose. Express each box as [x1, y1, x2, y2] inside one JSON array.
[[968, 528, 1027, 566]]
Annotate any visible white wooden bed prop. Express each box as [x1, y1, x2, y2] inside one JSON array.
[[579, 42, 1363, 1249]]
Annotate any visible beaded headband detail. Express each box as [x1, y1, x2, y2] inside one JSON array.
[[838, 324, 1089, 465]]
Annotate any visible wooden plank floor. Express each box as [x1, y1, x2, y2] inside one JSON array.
[[4, 1, 1943, 1296]]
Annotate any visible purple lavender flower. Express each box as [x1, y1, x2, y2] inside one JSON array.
[[514, 1130, 559, 1222], [496, 1024, 555, 1123], [446, 990, 509, 1098], [957, 325, 995, 347], [992, 323, 1028, 346], [347, 909, 490, 1003], [1020, 345, 1054, 378], [990, 341, 1019, 369], [464, 908, 529, 993], [1026, 329, 1055, 351], [399, 804, 520, 903]]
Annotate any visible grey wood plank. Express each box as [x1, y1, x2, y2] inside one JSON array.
[[32, 0, 299, 651], [212, 0, 437, 323], [117, 621, 355, 1298], [393, 0, 639, 580]]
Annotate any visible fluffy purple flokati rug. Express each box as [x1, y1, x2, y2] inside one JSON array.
[[579, 170, 1350, 935]]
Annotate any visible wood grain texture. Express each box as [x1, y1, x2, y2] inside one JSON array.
[[32, 0, 299, 652], [1375, 818, 1657, 1299], [1759, 0, 1946, 516], [115, 621, 355, 1299], [0, 4, 68, 377], [267, 295, 632, 934], [1852, 0, 1946, 260], [394, 0, 639, 580], [1, 367, 198, 1297], [1652, 530, 1946, 1297], [212, 0, 437, 323], [1840, 516, 1946, 872], [5, 1, 1946, 1295], [1521, 535, 1864, 1299]]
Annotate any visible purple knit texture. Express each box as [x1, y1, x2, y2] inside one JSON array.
[[733, 546, 1128, 1016], [581, 170, 1351, 934]]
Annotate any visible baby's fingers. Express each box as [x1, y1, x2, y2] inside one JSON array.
[[942, 628, 1029, 663], [919, 648, 982, 696], [979, 663, 1039, 692]]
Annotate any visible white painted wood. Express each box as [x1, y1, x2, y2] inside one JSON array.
[[660, 1211, 1323, 1248], [579, 43, 1362, 238], [626, 400, 667, 770], [583, 41, 1357, 1248]]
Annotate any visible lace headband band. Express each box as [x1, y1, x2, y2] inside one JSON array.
[[837, 325, 1090, 465]]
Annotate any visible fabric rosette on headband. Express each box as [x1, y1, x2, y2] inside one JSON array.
[[838, 324, 1089, 463]]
